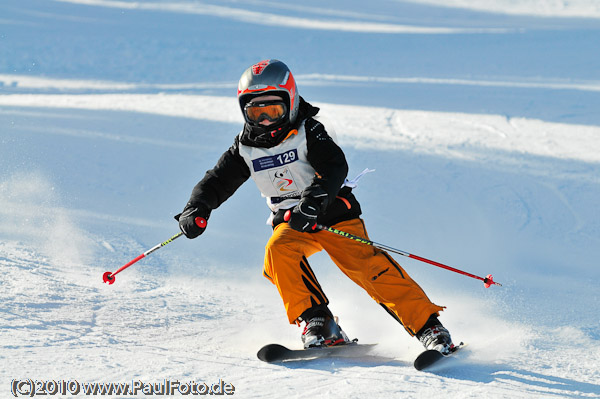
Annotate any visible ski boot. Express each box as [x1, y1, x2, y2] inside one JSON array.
[[300, 307, 350, 349], [416, 314, 454, 355]]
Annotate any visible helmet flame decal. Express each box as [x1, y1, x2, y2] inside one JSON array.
[[252, 60, 270, 75]]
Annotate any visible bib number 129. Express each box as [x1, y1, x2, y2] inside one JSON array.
[[276, 150, 296, 165]]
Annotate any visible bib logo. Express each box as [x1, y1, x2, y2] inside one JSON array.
[[270, 167, 299, 194]]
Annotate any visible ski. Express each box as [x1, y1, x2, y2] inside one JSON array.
[[413, 342, 465, 371], [257, 342, 377, 363]]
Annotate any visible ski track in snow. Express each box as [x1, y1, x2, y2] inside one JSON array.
[[1, 0, 600, 398], [1, 91, 599, 167], [51, 0, 516, 34]]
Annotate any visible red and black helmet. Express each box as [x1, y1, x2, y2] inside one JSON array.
[[237, 59, 299, 125]]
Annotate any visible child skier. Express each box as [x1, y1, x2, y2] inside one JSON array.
[[177, 59, 453, 353]]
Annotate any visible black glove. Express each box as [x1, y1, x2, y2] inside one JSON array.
[[175, 205, 208, 239], [287, 185, 328, 232]]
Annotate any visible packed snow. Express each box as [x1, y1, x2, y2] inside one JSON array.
[[1, 0, 599, 398]]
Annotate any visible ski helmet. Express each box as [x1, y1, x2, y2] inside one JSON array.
[[237, 59, 299, 126]]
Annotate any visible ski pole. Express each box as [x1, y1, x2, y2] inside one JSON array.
[[102, 217, 206, 285], [316, 223, 501, 288], [283, 209, 500, 288]]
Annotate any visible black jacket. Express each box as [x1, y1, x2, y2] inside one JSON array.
[[183, 98, 361, 228]]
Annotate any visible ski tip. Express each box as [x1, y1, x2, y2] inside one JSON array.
[[257, 344, 289, 363], [257, 342, 375, 363], [414, 350, 443, 371], [414, 342, 465, 371]]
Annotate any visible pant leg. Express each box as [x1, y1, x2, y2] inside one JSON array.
[[314, 218, 445, 336], [263, 223, 328, 324]]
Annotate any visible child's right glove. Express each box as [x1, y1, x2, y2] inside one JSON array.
[[287, 185, 328, 232]]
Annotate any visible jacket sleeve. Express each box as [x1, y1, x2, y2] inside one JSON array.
[[185, 135, 251, 215], [304, 117, 348, 209]]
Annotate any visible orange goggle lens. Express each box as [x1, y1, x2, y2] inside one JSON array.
[[244, 102, 287, 123]]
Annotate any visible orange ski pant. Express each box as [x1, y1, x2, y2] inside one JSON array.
[[263, 218, 445, 336]]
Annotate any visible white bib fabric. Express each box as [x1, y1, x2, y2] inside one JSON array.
[[238, 117, 369, 224], [238, 119, 319, 214]]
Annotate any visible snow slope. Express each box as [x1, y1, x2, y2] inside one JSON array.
[[1, 0, 599, 398]]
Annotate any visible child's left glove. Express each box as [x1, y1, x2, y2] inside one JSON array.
[[287, 185, 328, 232]]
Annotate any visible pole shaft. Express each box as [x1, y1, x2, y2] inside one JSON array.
[[104, 217, 206, 285], [111, 232, 183, 278], [316, 224, 496, 285], [408, 254, 485, 283]]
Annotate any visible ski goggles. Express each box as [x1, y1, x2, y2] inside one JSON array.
[[244, 101, 287, 124]]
